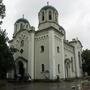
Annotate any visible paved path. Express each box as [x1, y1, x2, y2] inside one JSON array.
[[7, 81, 80, 90]]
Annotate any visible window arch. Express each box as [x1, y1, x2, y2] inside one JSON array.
[[40, 45, 44, 52], [21, 40, 24, 47], [57, 46, 60, 53], [20, 23, 23, 29], [55, 12, 57, 22], [49, 11, 52, 20], [42, 11, 44, 21], [26, 24, 28, 28]]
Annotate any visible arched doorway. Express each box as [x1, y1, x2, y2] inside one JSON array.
[[15, 57, 28, 80], [18, 61, 25, 79], [65, 59, 71, 79]]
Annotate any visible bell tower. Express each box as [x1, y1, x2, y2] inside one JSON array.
[[38, 4, 59, 30]]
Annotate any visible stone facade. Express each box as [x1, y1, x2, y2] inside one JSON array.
[[9, 4, 82, 80]]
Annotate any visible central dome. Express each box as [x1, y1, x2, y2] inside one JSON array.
[[38, 5, 59, 30], [40, 5, 58, 13], [15, 18, 29, 24], [14, 18, 30, 36]]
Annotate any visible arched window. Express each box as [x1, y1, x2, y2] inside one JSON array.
[[49, 11, 52, 20], [21, 40, 24, 47], [58, 64, 60, 73], [20, 23, 23, 29], [41, 45, 44, 52], [42, 64, 44, 72], [42, 11, 44, 21], [26, 24, 28, 28], [57, 46, 60, 53], [55, 12, 57, 22]]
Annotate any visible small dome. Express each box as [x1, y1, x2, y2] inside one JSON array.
[[15, 18, 29, 24], [40, 5, 58, 13], [14, 18, 30, 36]]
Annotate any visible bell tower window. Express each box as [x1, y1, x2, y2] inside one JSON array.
[[20, 23, 23, 29], [42, 11, 44, 21], [49, 11, 52, 20], [55, 13, 57, 22]]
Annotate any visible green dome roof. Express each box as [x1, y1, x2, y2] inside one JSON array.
[[15, 18, 29, 24], [40, 5, 58, 13]]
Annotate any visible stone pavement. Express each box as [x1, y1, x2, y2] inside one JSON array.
[[7, 80, 81, 90]]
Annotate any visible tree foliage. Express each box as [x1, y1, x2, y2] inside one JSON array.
[[0, 0, 5, 25], [0, 30, 14, 79], [0, 0, 14, 79], [82, 49, 90, 76]]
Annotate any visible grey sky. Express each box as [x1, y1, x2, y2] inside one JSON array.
[[2, 0, 90, 49]]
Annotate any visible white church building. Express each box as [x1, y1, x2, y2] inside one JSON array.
[[9, 4, 83, 80]]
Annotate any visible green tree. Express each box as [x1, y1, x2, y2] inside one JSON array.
[[0, 30, 14, 79], [0, 0, 5, 25], [82, 49, 90, 76]]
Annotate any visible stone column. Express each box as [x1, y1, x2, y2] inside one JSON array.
[[49, 29, 56, 80], [61, 37, 65, 79], [28, 31, 35, 80]]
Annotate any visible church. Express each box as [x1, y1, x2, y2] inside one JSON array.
[[9, 4, 83, 80]]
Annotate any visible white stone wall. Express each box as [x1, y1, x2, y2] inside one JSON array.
[[35, 30, 49, 79], [70, 40, 82, 78], [64, 43, 76, 78], [10, 30, 35, 79], [27, 31, 35, 79], [54, 32, 65, 79], [12, 31, 29, 60]]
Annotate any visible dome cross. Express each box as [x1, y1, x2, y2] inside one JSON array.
[[22, 14, 24, 19], [47, 1, 49, 5]]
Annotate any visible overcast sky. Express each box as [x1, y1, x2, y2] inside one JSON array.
[[2, 0, 90, 49]]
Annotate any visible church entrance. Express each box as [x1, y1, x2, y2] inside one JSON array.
[[15, 57, 28, 80], [18, 61, 25, 80], [65, 59, 71, 79]]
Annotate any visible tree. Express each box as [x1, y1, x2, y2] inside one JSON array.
[[82, 49, 90, 76], [0, 29, 14, 79], [0, 0, 5, 25]]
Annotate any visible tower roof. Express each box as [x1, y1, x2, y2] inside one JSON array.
[[15, 18, 29, 24], [40, 5, 58, 13]]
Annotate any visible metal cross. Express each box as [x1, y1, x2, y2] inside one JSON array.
[[22, 14, 24, 18], [47, 1, 49, 5]]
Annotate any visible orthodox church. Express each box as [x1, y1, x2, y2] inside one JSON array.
[[9, 4, 83, 80]]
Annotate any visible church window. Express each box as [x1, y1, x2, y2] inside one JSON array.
[[42, 64, 44, 72], [55, 12, 57, 22], [42, 11, 44, 21], [26, 24, 28, 28], [57, 46, 60, 53], [21, 40, 24, 47], [58, 64, 60, 73], [49, 11, 52, 20], [41, 45, 44, 52], [20, 49, 24, 54], [20, 23, 23, 29], [71, 57, 74, 72]]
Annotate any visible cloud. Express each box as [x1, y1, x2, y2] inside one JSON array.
[[2, 0, 90, 49]]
